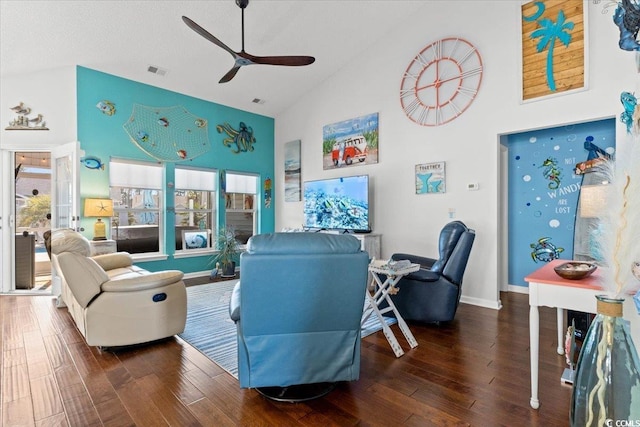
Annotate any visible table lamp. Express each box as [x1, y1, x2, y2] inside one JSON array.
[[84, 198, 114, 241], [579, 184, 607, 218]]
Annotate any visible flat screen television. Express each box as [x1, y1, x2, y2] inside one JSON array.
[[303, 174, 370, 232]]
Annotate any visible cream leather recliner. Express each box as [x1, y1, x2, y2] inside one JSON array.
[[50, 229, 187, 347]]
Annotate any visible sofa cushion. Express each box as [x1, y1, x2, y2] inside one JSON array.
[[101, 270, 184, 292], [105, 265, 149, 280], [247, 232, 361, 255], [92, 252, 134, 271], [51, 228, 91, 257], [57, 252, 108, 308]]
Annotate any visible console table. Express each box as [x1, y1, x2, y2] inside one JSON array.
[[89, 239, 117, 256], [525, 259, 640, 409], [363, 259, 419, 357], [352, 233, 380, 260]]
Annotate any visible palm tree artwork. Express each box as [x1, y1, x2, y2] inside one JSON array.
[[530, 9, 575, 92]]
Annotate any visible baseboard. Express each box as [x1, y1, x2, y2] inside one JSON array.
[[460, 295, 502, 310], [508, 284, 530, 294], [183, 270, 211, 280]]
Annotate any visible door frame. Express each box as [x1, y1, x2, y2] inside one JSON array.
[[1, 142, 79, 293]]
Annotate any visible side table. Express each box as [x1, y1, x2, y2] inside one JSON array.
[[362, 259, 420, 357], [89, 239, 117, 256]]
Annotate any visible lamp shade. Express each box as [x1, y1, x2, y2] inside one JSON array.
[[580, 185, 607, 218], [84, 198, 114, 218]]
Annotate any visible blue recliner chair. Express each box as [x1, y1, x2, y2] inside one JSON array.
[[388, 221, 475, 324], [229, 232, 369, 401]]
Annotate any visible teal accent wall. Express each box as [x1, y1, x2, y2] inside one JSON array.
[[76, 66, 275, 273]]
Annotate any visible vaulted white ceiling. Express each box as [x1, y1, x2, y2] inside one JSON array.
[[1, 0, 428, 117]]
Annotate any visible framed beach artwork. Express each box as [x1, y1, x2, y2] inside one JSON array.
[[182, 229, 210, 250], [322, 112, 379, 170], [520, 0, 587, 102], [284, 139, 301, 202], [415, 162, 446, 194]]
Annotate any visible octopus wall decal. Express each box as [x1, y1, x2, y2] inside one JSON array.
[[216, 121, 257, 153]]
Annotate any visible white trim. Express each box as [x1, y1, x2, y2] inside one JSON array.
[[508, 284, 530, 294], [460, 295, 502, 310], [130, 253, 168, 262]]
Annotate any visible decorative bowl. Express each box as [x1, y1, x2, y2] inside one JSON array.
[[554, 262, 598, 280]]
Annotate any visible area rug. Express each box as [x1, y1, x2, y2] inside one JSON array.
[[179, 280, 397, 379]]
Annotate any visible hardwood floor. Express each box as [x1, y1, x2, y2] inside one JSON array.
[[1, 291, 571, 426]]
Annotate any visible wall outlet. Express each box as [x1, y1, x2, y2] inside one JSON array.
[[467, 182, 479, 191]]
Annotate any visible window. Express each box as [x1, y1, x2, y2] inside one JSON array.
[[225, 173, 258, 244], [109, 159, 163, 254], [174, 167, 217, 252]]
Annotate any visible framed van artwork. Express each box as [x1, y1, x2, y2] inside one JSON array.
[[415, 162, 446, 194], [322, 112, 379, 170], [520, 0, 587, 102]]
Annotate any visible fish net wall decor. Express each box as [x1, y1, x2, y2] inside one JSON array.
[[123, 104, 211, 162]]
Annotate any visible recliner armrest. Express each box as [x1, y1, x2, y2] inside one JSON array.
[[92, 252, 133, 271], [392, 253, 437, 269], [229, 281, 241, 322], [404, 269, 440, 282], [101, 270, 184, 292]]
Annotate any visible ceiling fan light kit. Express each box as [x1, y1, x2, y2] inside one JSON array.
[[183, 0, 315, 83]]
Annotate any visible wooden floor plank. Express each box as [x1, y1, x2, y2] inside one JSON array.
[[30, 375, 64, 422], [2, 363, 30, 403], [0, 292, 574, 426], [3, 396, 35, 427]]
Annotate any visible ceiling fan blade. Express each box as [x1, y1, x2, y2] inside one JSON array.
[[182, 16, 237, 58], [219, 66, 241, 83], [244, 54, 316, 67]]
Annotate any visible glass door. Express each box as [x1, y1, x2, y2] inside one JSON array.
[[14, 152, 52, 292], [50, 142, 80, 302], [51, 142, 80, 230]]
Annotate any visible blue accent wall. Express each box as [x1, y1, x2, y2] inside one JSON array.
[[76, 66, 275, 273], [507, 118, 615, 287]]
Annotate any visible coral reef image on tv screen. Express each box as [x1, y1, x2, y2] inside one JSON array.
[[303, 175, 369, 231]]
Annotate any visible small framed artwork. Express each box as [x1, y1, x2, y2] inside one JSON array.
[[284, 139, 301, 202], [322, 112, 379, 170], [416, 162, 446, 194], [182, 229, 210, 250]]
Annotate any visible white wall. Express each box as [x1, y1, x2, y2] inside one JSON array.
[[0, 66, 77, 149], [0, 66, 76, 292], [274, 1, 637, 309]]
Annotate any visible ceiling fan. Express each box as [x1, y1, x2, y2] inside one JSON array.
[[182, 0, 316, 83]]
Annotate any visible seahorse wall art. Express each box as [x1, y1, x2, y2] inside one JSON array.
[[216, 122, 257, 153], [620, 91, 639, 134], [540, 157, 562, 189]]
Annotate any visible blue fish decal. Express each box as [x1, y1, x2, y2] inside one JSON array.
[[81, 156, 105, 170]]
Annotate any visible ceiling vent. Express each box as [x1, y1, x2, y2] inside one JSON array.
[[147, 65, 168, 76], [252, 98, 265, 104]]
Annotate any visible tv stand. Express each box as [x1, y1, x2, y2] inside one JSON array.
[[351, 233, 380, 261], [314, 230, 380, 260]]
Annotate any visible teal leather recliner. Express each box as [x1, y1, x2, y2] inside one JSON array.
[[389, 220, 475, 324], [229, 232, 369, 400]]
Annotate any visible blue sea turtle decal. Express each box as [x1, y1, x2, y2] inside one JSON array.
[[530, 237, 564, 263]]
